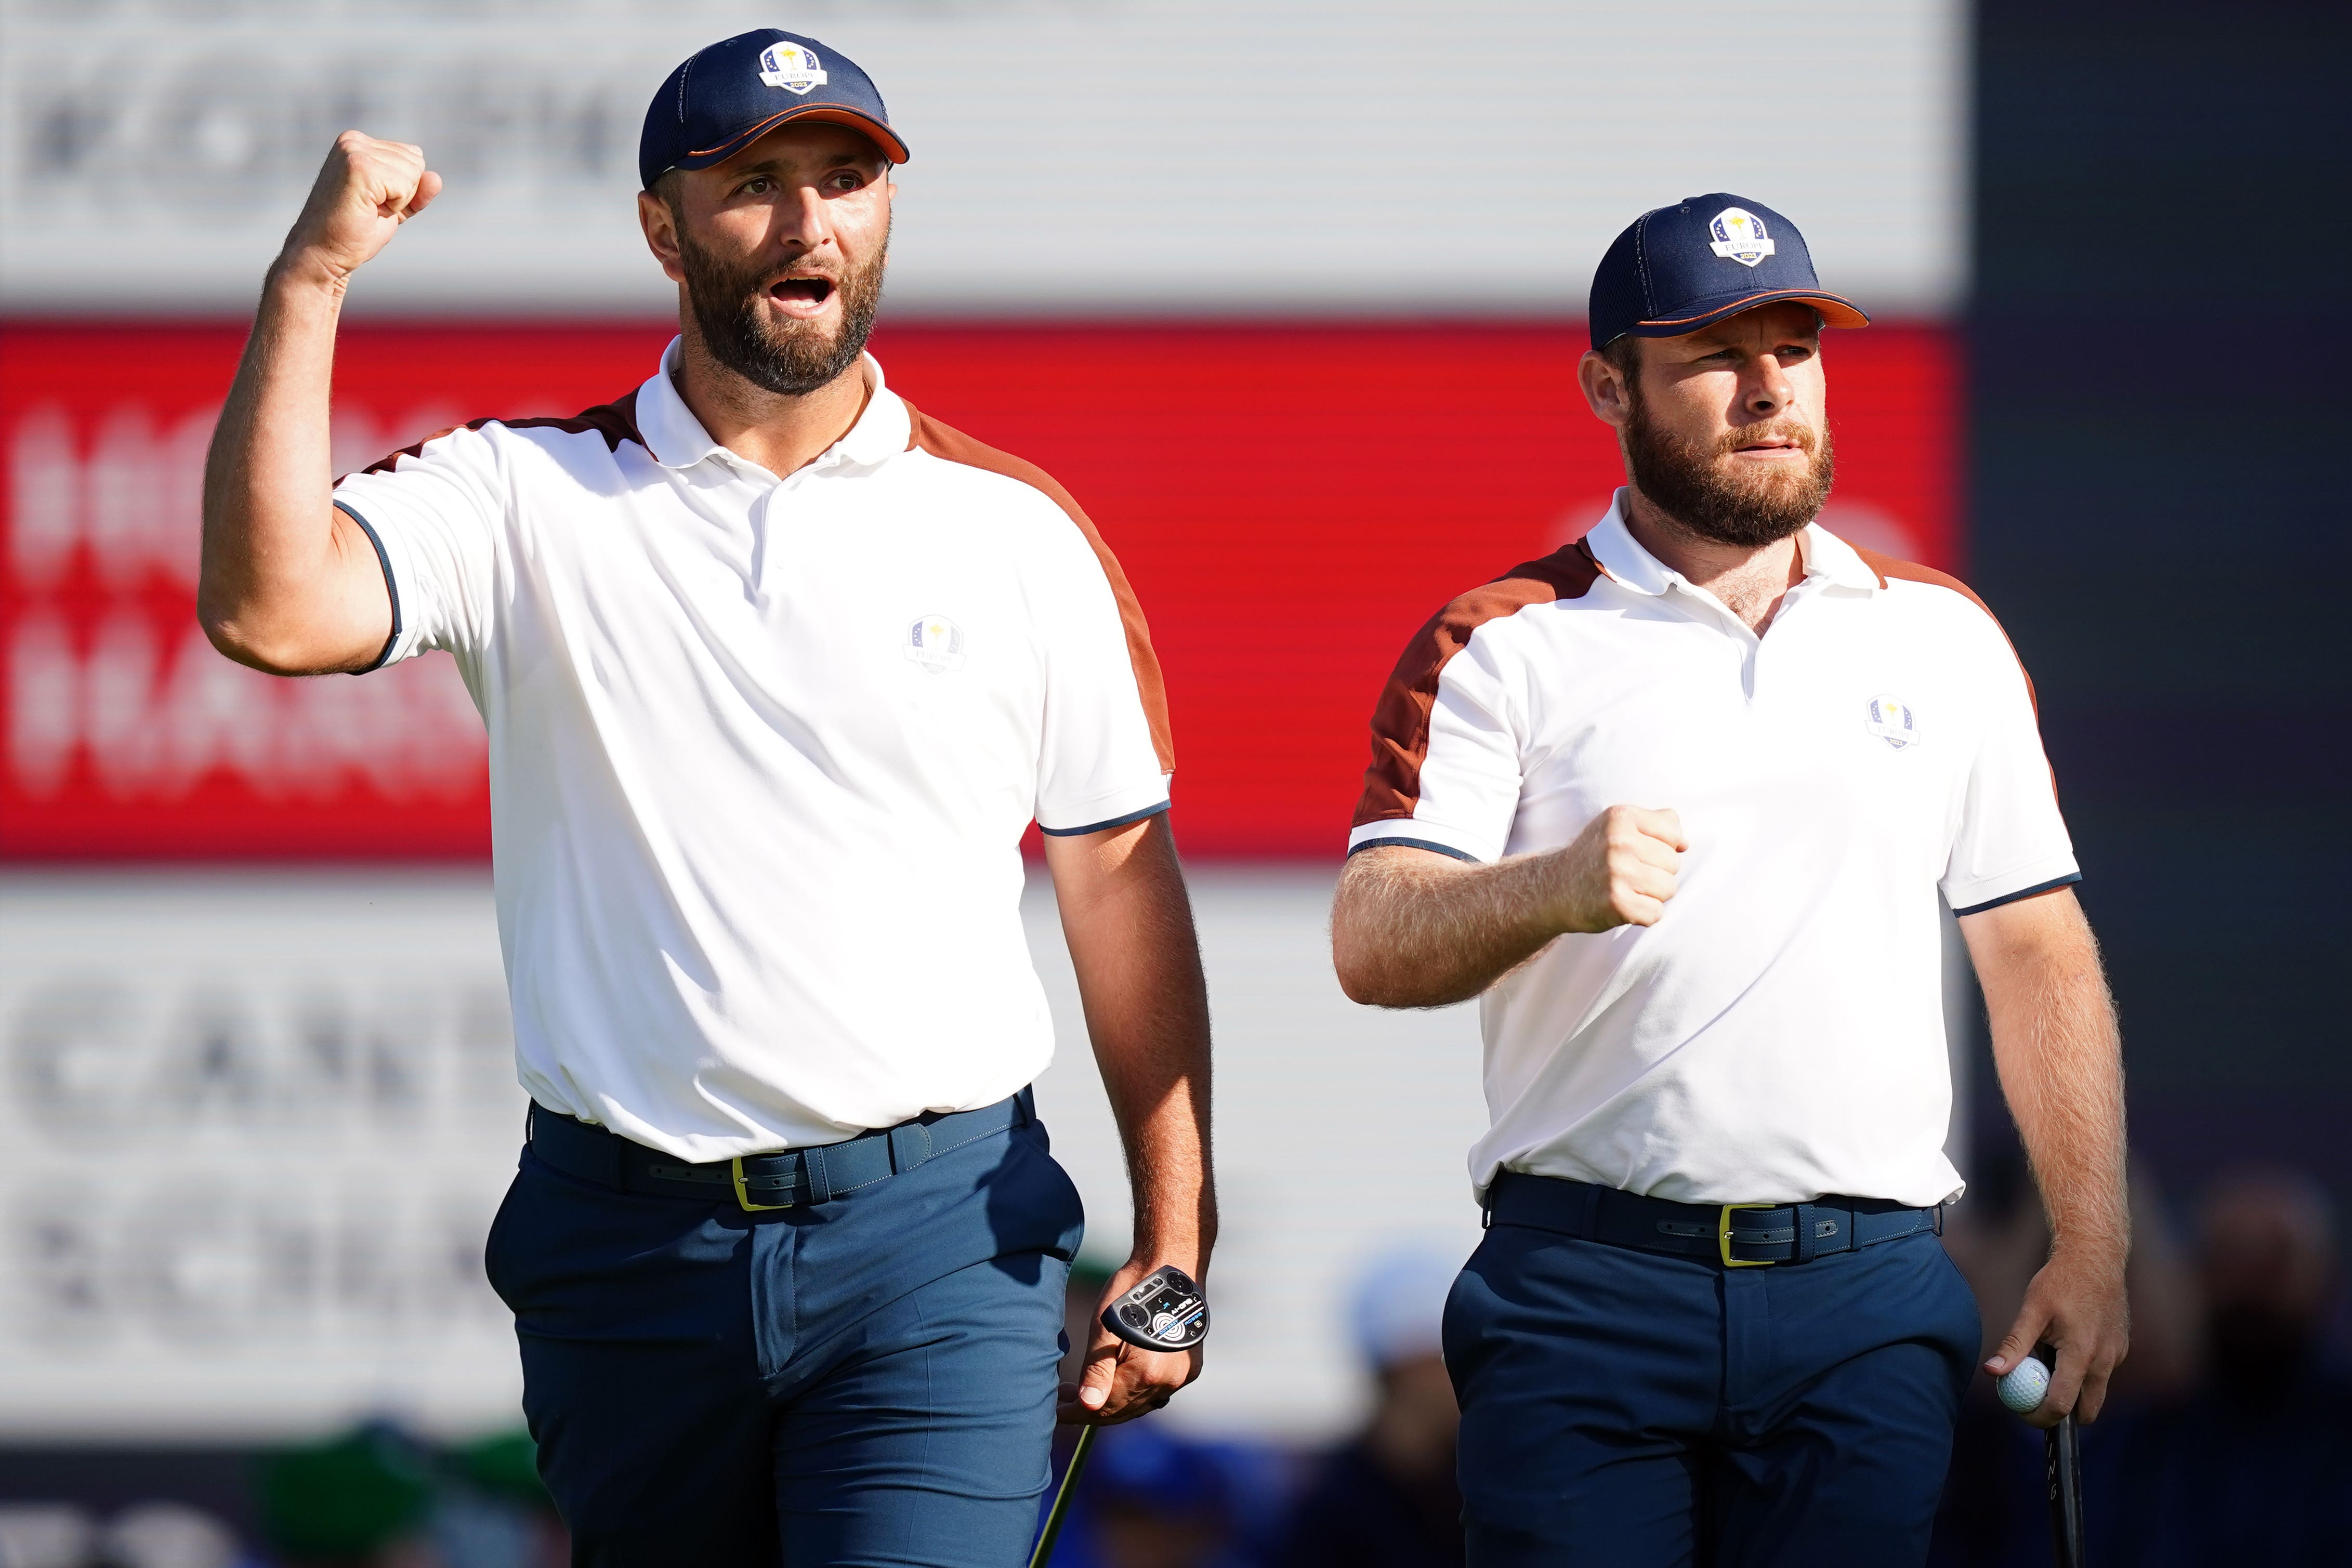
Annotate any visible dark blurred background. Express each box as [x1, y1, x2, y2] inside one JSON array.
[[1970, 0, 2349, 1242], [1938, 3, 2352, 1562]]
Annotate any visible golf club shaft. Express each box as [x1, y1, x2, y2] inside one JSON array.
[[1027, 1424, 1098, 1568], [2045, 1412, 2086, 1567]]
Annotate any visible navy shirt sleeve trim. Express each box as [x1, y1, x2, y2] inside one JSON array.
[[334, 499, 403, 674], [1951, 872, 2081, 917], [1039, 799, 1171, 838], [1346, 836, 1479, 863]]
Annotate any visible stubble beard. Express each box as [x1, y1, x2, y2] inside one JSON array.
[[1622, 376, 1836, 549], [677, 222, 887, 398]]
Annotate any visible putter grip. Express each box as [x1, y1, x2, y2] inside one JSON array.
[[2036, 1344, 2088, 1567]]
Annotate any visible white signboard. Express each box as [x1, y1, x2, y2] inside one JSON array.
[[0, 872, 523, 1440], [0, 0, 1965, 316], [0, 865, 1971, 1442], [0, 867, 1495, 1442]]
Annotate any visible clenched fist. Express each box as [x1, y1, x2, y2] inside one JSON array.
[[277, 131, 441, 285], [1547, 805, 1686, 932]]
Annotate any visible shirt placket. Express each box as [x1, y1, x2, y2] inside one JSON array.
[[1667, 584, 1764, 700], [748, 455, 836, 611]]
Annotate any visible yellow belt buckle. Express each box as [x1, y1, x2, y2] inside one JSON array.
[[732, 1157, 793, 1213], [1719, 1203, 1777, 1268]]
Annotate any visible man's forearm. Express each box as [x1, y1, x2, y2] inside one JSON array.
[[1332, 846, 1566, 1008], [1963, 888, 2131, 1419], [1049, 817, 1216, 1267], [1334, 808, 1686, 1009], [201, 131, 431, 675], [1969, 893, 2129, 1263], [200, 263, 343, 639]]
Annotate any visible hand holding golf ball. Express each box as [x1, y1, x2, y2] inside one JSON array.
[[1996, 1353, 2051, 1414]]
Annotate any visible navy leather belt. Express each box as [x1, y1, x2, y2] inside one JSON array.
[[527, 1087, 1033, 1212], [1484, 1170, 1942, 1268]]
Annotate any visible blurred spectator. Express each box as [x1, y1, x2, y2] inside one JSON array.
[[2189, 1168, 2342, 1395], [1935, 1161, 2352, 1567], [255, 1426, 436, 1568], [2098, 1168, 2352, 1567], [1276, 1247, 1464, 1568], [429, 1432, 564, 1568], [1086, 1425, 1237, 1568]]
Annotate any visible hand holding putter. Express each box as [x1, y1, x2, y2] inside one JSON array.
[[1998, 1345, 2086, 1567]]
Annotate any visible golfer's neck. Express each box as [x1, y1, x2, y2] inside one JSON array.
[[673, 340, 873, 480], [1621, 489, 1804, 634]]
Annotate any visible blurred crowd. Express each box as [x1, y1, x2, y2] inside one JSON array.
[[3, 1160, 2344, 1568], [0, 1428, 563, 1568], [1931, 1151, 2352, 1566]]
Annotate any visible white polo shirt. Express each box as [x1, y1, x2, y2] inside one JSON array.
[[331, 343, 1173, 1159], [1348, 493, 2078, 1208]]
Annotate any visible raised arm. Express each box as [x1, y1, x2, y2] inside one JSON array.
[[1040, 812, 1214, 1424], [1331, 806, 1687, 1009], [198, 131, 441, 675], [1962, 885, 2131, 1426]]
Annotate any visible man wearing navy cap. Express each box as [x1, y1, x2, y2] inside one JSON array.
[[198, 28, 1213, 1566], [1332, 195, 2130, 1562]]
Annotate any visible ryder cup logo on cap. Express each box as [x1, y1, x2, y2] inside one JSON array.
[[1708, 207, 1776, 267], [1864, 693, 1920, 750], [639, 28, 910, 192], [1587, 192, 1870, 351], [757, 41, 829, 95]]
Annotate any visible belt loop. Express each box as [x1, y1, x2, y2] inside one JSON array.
[[1480, 1169, 1509, 1230], [525, 1102, 536, 1142], [1933, 1202, 1946, 1237], [1792, 1203, 1819, 1265], [1573, 1179, 1601, 1241], [1015, 1085, 1035, 1127], [888, 1120, 930, 1175], [804, 1145, 833, 1205]]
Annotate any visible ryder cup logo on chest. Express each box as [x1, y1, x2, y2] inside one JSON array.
[[757, 41, 829, 95], [906, 614, 966, 675], [1864, 693, 1920, 750], [1709, 207, 1777, 268]]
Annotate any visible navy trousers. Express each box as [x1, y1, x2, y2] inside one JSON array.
[[1445, 1215, 1980, 1567], [484, 1111, 1086, 1567]]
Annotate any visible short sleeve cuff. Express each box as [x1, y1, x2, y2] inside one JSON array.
[[1945, 853, 2082, 916], [332, 499, 403, 673], [331, 478, 429, 668], [1346, 816, 1497, 863], [1036, 776, 1172, 837]]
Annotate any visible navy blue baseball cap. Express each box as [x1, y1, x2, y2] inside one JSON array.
[[638, 30, 909, 192], [1588, 194, 1867, 351]]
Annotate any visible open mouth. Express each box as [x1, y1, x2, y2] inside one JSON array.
[[766, 275, 836, 315]]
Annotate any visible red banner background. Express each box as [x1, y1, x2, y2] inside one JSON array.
[[1, 321, 1956, 859]]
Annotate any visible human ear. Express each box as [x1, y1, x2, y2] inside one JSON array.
[[638, 189, 687, 285], [1577, 350, 1632, 430]]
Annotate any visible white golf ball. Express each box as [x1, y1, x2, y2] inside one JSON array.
[[1996, 1355, 2051, 1414]]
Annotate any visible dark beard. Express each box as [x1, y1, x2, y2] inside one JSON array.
[[677, 225, 886, 397], [1622, 378, 1835, 548]]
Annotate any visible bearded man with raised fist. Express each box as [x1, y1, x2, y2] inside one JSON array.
[[198, 30, 1213, 1567]]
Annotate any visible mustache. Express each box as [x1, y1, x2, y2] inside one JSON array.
[[1713, 420, 1818, 456]]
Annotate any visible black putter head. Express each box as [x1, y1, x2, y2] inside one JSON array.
[[1101, 1264, 1208, 1351]]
